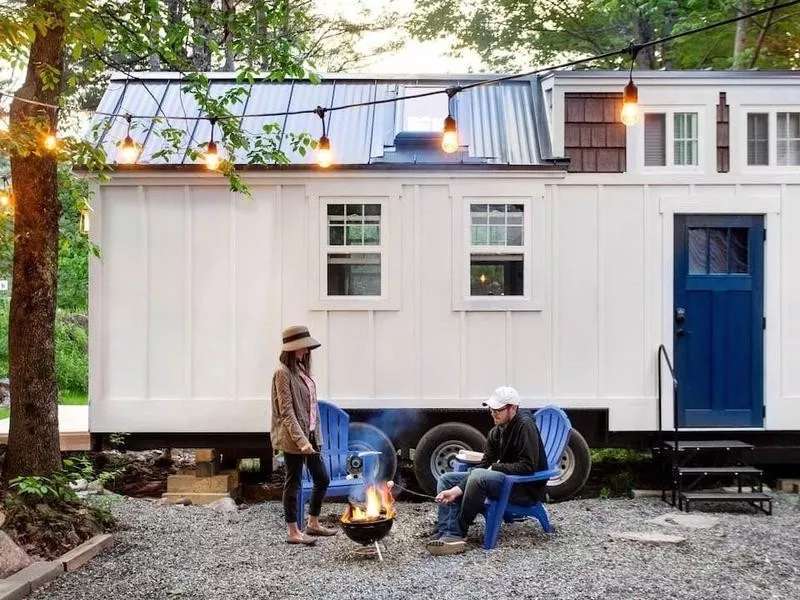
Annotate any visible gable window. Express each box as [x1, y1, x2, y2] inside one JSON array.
[[777, 112, 800, 166], [747, 113, 769, 165], [326, 203, 382, 296], [470, 204, 524, 296], [745, 110, 800, 168], [644, 111, 699, 167]]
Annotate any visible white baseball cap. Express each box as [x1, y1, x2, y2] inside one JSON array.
[[483, 386, 521, 410]]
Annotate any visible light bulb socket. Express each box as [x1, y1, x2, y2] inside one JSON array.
[[443, 115, 457, 133], [623, 80, 638, 104], [318, 135, 330, 151], [207, 140, 218, 155]]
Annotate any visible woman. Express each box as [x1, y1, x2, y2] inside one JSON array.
[[271, 325, 337, 545]]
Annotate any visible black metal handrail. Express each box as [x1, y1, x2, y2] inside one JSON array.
[[657, 344, 678, 451]]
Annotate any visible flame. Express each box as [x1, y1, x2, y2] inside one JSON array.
[[341, 483, 396, 523]]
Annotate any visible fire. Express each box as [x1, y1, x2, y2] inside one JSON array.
[[341, 483, 396, 523]]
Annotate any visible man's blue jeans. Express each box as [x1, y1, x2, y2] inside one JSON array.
[[435, 468, 517, 538]]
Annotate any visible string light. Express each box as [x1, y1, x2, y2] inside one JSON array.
[[441, 87, 461, 153], [204, 117, 220, 170], [314, 106, 331, 168], [620, 43, 641, 127], [0, 177, 11, 208], [118, 114, 139, 163], [43, 128, 58, 151]]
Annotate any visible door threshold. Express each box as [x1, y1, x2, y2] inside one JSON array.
[[674, 427, 766, 432]]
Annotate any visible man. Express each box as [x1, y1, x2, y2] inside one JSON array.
[[427, 386, 548, 555]]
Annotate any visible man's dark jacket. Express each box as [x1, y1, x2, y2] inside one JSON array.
[[478, 411, 549, 503]]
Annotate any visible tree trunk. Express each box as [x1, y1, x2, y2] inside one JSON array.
[[3, 1, 65, 483], [732, 0, 751, 69], [223, 0, 235, 71], [749, 0, 779, 69], [167, 0, 188, 64], [192, 0, 213, 70]]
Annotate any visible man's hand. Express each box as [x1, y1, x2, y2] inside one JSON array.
[[299, 442, 315, 454], [435, 487, 463, 504]]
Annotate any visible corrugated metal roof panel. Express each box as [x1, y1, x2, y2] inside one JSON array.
[[90, 75, 552, 166]]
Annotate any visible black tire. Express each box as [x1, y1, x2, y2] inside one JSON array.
[[413, 423, 487, 496], [348, 422, 398, 482], [545, 429, 591, 501]]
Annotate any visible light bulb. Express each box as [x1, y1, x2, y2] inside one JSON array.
[[442, 115, 458, 153], [0, 190, 10, 207], [620, 80, 639, 126], [119, 136, 138, 164], [43, 131, 58, 150], [317, 135, 332, 168], [205, 141, 220, 170]]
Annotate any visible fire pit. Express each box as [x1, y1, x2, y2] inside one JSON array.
[[340, 482, 396, 561]]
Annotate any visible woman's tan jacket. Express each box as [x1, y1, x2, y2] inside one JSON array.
[[271, 363, 323, 454]]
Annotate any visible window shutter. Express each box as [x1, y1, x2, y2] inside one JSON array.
[[644, 113, 666, 166]]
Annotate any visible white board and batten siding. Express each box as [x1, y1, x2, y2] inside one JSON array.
[[89, 171, 800, 435]]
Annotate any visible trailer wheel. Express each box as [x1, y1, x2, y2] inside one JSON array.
[[348, 422, 397, 482], [413, 423, 487, 496], [545, 429, 591, 501]]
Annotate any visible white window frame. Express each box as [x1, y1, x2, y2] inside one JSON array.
[[308, 184, 402, 311], [637, 105, 705, 174], [451, 191, 546, 311], [739, 106, 800, 172]]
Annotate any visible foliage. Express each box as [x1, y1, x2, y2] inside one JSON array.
[[406, 0, 800, 71], [7, 454, 120, 503], [0, 305, 87, 392]]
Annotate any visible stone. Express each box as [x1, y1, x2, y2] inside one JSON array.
[[631, 489, 662, 499], [167, 473, 235, 494], [647, 513, 720, 530], [5, 561, 62, 591], [609, 531, 686, 545], [161, 492, 228, 506], [0, 378, 9, 408], [0, 531, 34, 578], [87, 479, 105, 492], [208, 497, 238, 513], [0, 579, 28, 600], [69, 478, 89, 492], [194, 449, 217, 463], [775, 479, 800, 492], [59, 534, 113, 572]]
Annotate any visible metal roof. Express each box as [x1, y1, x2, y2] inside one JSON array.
[[88, 74, 557, 167]]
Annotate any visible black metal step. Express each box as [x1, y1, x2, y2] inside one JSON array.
[[678, 466, 762, 475], [681, 491, 771, 502], [661, 440, 754, 451]]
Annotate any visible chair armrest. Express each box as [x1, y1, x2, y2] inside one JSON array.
[[504, 468, 560, 485]]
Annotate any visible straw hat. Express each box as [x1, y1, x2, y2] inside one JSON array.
[[281, 325, 321, 352]]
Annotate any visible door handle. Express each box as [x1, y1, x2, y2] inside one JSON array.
[[675, 307, 686, 324], [676, 328, 688, 337]]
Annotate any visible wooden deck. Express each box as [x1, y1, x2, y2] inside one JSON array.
[[0, 431, 91, 451]]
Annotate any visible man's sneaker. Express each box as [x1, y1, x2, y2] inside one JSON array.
[[426, 535, 467, 556]]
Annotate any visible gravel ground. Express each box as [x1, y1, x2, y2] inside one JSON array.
[[32, 493, 800, 600]]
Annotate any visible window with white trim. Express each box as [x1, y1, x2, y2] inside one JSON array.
[[644, 111, 699, 167], [745, 111, 800, 167], [469, 203, 524, 296], [326, 203, 382, 296]]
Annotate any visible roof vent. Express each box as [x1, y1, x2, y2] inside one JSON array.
[[393, 131, 443, 151]]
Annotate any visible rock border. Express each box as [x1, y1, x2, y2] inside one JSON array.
[[0, 534, 113, 600]]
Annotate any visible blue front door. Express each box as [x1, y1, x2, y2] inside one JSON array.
[[674, 215, 764, 428]]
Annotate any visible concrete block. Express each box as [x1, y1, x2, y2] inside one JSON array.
[[196, 461, 220, 477], [161, 492, 230, 506], [59, 534, 113, 572], [5, 561, 62, 590], [167, 474, 235, 494], [194, 449, 217, 463], [775, 479, 800, 493], [722, 485, 772, 494], [647, 513, 719, 530], [609, 531, 686, 545], [631, 489, 662, 499], [0, 579, 28, 600]]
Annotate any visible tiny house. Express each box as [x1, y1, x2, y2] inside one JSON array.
[[86, 71, 800, 497]]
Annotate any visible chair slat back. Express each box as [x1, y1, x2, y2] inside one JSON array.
[[533, 405, 572, 471], [302, 400, 350, 482]]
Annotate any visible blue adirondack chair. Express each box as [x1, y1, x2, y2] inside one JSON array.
[[454, 405, 572, 550], [295, 400, 376, 526]]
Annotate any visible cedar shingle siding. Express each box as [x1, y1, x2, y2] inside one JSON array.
[[564, 92, 626, 173]]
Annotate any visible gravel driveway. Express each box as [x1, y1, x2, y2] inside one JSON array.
[[33, 494, 800, 600]]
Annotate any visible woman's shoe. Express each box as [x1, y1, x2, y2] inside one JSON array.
[[286, 534, 317, 545], [305, 525, 338, 536]]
